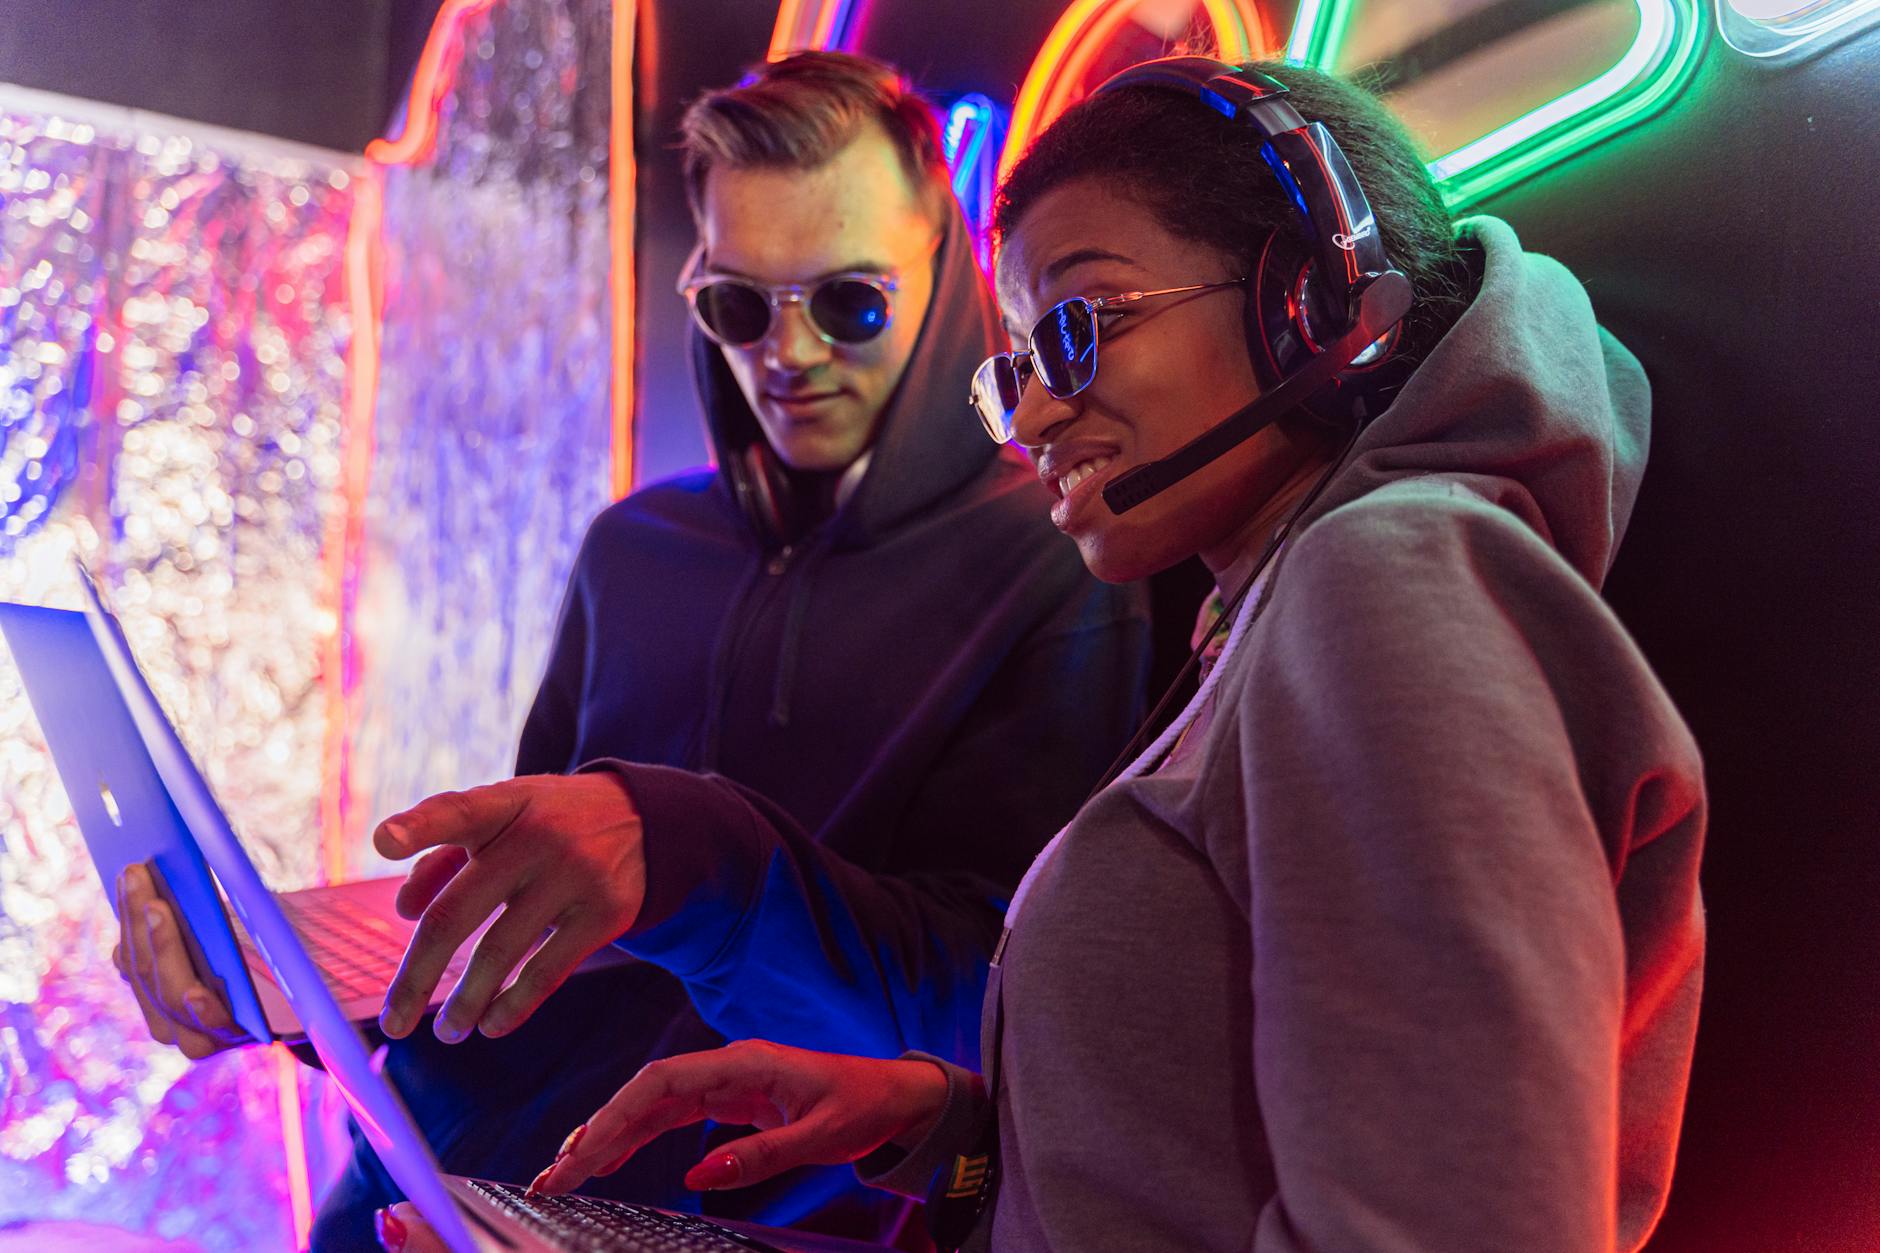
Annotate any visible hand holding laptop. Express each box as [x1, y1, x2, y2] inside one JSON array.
[[373, 771, 646, 1044], [110, 862, 247, 1058]]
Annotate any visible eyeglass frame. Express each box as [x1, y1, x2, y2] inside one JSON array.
[[971, 278, 1246, 443], [677, 243, 932, 349]]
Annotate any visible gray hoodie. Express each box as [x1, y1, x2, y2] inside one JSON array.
[[867, 217, 1706, 1253]]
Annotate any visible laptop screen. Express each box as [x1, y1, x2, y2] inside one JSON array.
[[3, 568, 488, 1253]]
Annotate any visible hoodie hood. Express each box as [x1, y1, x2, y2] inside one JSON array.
[[691, 196, 1004, 550], [1294, 216, 1651, 588]]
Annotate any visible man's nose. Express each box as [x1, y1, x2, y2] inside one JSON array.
[[764, 302, 834, 373]]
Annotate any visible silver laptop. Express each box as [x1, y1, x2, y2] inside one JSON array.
[[1, 566, 885, 1252], [0, 564, 620, 1042]]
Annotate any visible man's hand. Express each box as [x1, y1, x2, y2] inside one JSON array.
[[529, 1040, 952, 1198], [110, 862, 247, 1059], [374, 772, 645, 1043]]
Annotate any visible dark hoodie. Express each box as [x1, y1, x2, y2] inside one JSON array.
[[870, 218, 1706, 1253], [503, 203, 1150, 1214]]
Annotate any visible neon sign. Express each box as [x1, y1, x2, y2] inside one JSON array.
[[1286, 0, 1705, 209], [769, 0, 867, 57], [1718, 0, 1880, 57], [1000, 0, 1279, 181]]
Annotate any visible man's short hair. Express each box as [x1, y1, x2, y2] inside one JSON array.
[[679, 50, 950, 221]]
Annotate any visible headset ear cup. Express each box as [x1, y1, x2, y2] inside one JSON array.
[[1250, 230, 1410, 427], [1250, 231, 1346, 426], [732, 442, 796, 550]]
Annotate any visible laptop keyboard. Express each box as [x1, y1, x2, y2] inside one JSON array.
[[276, 890, 410, 1002], [462, 1179, 790, 1252]]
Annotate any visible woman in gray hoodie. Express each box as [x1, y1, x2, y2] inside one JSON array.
[[426, 58, 1707, 1253]]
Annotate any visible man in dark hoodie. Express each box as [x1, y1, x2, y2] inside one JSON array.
[[110, 51, 1149, 1247]]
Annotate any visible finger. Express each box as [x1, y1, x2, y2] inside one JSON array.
[[110, 881, 133, 981], [394, 846, 469, 920], [145, 901, 236, 1053], [174, 1021, 232, 1060], [475, 922, 603, 1040], [373, 782, 530, 861], [118, 868, 161, 1003], [379, 1202, 452, 1253], [379, 862, 513, 1039], [531, 1057, 721, 1196], [119, 941, 226, 1058], [122, 953, 179, 1046], [534, 1049, 784, 1196], [182, 986, 240, 1040], [144, 907, 244, 1048], [430, 891, 562, 1043], [682, 1118, 855, 1190], [141, 899, 204, 1021], [115, 868, 236, 1055], [113, 872, 172, 1045]]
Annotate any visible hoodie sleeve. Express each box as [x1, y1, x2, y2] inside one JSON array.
[[1228, 487, 1704, 1253], [587, 577, 1150, 1069]]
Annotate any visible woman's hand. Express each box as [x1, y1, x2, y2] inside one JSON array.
[[530, 1040, 951, 1197], [111, 862, 247, 1059], [375, 1203, 444, 1252], [374, 773, 646, 1043]]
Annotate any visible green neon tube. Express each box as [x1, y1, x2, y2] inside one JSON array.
[[1283, 0, 1706, 209]]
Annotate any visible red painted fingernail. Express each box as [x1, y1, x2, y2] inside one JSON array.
[[374, 1206, 407, 1252], [684, 1151, 741, 1191], [557, 1123, 588, 1159]]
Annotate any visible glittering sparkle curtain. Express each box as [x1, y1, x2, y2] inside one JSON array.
[[347, 0, 615, 859], [0, 111, 355, 1246], [0, 0, 617, 1244]]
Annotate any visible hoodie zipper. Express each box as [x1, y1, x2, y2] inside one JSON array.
[[699, 543, 804, 766]]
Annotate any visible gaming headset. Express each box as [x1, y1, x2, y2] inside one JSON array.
[[1091, 57, 1416, 515]]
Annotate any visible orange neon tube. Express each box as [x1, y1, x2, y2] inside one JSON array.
[[322, 167, 383, 888], [769, 0, 813, 58], [1001, 0, 1277, 182], [366, 0, 501, 166], [610, 0, 639, 498], [768, 0, 850, 58], [274, 1044, 314, 1248]]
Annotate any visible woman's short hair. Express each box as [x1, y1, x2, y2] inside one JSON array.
[[679, 50, 950, 221], [994, 61, 1471, 364]]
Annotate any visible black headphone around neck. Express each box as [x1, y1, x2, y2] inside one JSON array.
[[1092, 57, 1416, 515]]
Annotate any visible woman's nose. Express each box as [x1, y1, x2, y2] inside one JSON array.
[[1010, 374, 1080, 450]]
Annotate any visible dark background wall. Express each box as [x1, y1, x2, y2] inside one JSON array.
[[1484, 31, 1880, 1252], [0, 0, 444, 151]]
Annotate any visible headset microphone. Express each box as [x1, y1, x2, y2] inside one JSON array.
[[1101, 270, 1410, 514]]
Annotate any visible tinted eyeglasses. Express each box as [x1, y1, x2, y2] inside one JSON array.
[[970, 279, 1245, 443], [680, 269, 900, 349]]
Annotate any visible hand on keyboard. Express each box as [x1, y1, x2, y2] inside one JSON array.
[[373, 772, 646, 1043], [530, 1039, 951, 1200], [111, 862, 248, 1059]]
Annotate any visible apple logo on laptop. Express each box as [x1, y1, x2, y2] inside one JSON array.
[[98, 777, 124, 827]]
